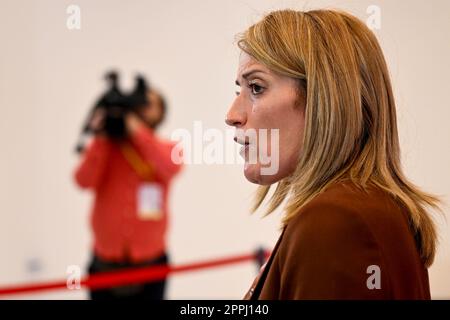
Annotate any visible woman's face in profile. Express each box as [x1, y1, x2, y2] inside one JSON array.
[[226, 52, 306, 185]]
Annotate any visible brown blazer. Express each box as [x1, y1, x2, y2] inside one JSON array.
[[244, 180, 431, 300]]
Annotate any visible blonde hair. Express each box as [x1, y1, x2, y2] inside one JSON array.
[[238, 9, 441, 267]]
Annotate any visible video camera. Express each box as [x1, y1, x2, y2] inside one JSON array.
[[75, 71, 150, 153]]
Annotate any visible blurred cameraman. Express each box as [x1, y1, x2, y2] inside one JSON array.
[[74, 84, 182, 300]]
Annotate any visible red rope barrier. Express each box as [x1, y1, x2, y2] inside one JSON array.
[[0, 250, 270, 297]]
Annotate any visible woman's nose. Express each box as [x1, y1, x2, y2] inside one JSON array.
[[225, 100, 246, 127]]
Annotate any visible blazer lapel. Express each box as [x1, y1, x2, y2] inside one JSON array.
[[244, 228, 286, 300]]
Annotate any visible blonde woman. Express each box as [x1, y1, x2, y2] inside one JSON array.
[[226, 10, 440, 299]]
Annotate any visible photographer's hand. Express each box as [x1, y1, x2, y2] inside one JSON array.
[[125, 112, 146, 135], [89, 108, 106, 135]]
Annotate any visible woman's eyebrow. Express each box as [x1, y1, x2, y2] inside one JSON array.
[[235, 68, 268, 86], [242, 69, 267, 79]]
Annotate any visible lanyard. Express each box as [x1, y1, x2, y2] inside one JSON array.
[[119, 141, 154, 181]]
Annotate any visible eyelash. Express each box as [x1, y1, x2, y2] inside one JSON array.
[[235, 81, 265, 96], [248, 82, 265, 96]]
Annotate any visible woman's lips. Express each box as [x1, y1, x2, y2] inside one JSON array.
[[234, 136, 251, 160]]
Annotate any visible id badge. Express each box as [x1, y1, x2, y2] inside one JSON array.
[[137, 183, 163, 220]]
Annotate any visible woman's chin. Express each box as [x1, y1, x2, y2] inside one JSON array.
[[243, 162, 277, 185]]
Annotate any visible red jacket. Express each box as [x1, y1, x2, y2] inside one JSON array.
[[74, 125, 182, 263]]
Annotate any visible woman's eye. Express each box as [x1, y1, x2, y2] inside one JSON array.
[[249, 83, 264, 95]]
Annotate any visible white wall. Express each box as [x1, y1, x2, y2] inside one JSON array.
[[0, 0, 449, 299]]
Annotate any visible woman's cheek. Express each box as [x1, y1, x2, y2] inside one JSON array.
[[250, 95, 271, 114], [251, 100, 260, 113]]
